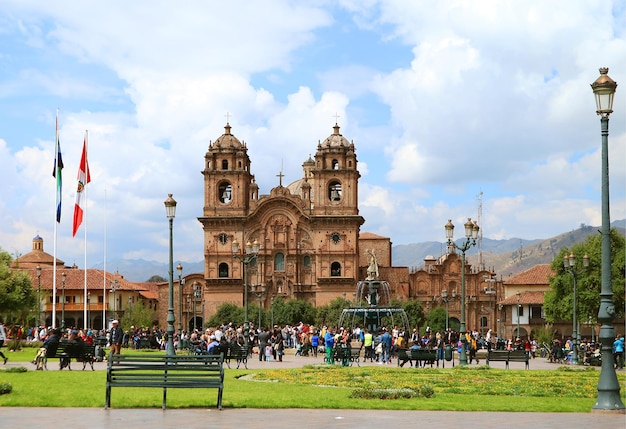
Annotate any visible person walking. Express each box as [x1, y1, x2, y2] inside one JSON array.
[[109, 320, 123, 355], [0, 320, 8, 365], [613, 335, 624, 370], [380, 328, 392, 364]]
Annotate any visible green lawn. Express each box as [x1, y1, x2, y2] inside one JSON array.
[[0, 347, 624, 412]]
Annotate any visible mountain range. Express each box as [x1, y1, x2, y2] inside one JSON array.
[[95, 220, 626, 282]]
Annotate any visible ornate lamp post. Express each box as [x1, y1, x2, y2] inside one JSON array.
[[563, 252, 589, 365], [251, 284, 266, 329], [164, 193, 177, 356], [193, 283, 202, 331], [110, 275, 119, 321], [516, 291, 521, 339], [441, 289, 449, 331], [483, 275, 497, 336], [590, 67, 624, 412], [445, 218, 479, 366], [61, 272, 66, 329], [232, 238, 260, 352], [36, 265, 42, 326], [177, 263, 183, 349]]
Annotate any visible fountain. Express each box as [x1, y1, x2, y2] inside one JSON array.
[[338, 249, 410, 333]]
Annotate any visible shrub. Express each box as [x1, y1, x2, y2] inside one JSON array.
[[0, 382, 12, 395], [350, 388, 417, 399]]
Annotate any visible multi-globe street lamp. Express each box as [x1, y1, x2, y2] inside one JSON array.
[[251, 284, 266, 329], [563, 252, 589, 365], [164, 193, 177, 356], [232, 238, 260, 353], [441, 289, 450, 331], [177, 263, 183, 350], [590, 67, 624, 412], [516, 291, 521, 339], [36, 265, 42, 327], [61, 272, 66, 329], [445, 218, 479, 366]]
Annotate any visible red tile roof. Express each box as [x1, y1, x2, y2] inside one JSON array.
[[500, 291, 545, 305], [504, 264, 554, 285]]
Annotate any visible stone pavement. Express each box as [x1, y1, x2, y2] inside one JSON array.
[[2, 349, 623, 429]]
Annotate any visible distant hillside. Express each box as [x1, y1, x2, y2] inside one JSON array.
[[95, 220, 625, 282], [92, 259, 204, 283], [393, 220, 625, 279]]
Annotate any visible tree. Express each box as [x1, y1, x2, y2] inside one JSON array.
[[120, 299, 156, 330], [0, 248, 37, 326], [544, 228, 625, 325], [207, 302, 243, 328], [147, 275, 166, 283], [315, 297, 349, 328], [401, 299, 425, 331], [425, 306, 447, 334]]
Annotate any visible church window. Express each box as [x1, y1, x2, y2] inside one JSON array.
[[218, 182, 232, 204], [274, 253, 285, 271], [221, 159, 228, 170], [332, 159, 339, 170], [328, 181, 342, 201], [303, 255, 311, 267], [218, 262, 229, 278], [331, 261, 341, 276]]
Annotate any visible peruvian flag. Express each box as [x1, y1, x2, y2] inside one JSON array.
[[72, 135, 91, 237]]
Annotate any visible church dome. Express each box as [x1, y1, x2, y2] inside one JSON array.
[[321, 123, 350, 148], [212, 123, 243, 149]]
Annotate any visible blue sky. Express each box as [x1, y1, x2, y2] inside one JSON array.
[[1, 1, 624, 269]]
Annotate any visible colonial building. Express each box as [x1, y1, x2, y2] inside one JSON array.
[[195, 122, 364, 317], [408, 245, 502, 337], [13, 235, 158, 330]]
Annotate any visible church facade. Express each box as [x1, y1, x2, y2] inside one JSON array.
[[197, 122, 365, 317]]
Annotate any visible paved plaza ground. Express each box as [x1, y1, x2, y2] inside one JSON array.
[[2, 348, 624, 429]]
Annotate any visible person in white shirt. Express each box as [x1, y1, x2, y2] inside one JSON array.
[[0, 320, 8, 364]]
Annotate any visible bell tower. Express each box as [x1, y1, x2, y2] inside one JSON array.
[[201, 122, 255, 217], [311, 122, 360, 216]]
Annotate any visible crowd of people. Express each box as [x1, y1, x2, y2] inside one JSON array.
[[0, 319, 623, 371]]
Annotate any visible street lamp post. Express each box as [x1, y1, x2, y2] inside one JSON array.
[[164, 193, 177, 356], [251, 284, 266, 329], [193, 283, 202, 331], [563, 252, 589, 365], [87, 292, 91, 329], [483, 275, 497, 336], [590, 67, 624, 412], [516, 291, 521, 339], [232, 238, 260, 353], [110, 276, 119, 321], [36, 265, 42, 327], [61, 272, 66, 329], [441, 289, 449, 331], [445, 218, 479, 366], [177, 263, 183, 349]]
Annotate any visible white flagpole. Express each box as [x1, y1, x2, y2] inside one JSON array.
[[103, 188, 107, 331], [52, 109, 59, 330], [83, 130, 89, 330]]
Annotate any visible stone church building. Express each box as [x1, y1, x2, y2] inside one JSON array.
[[161, 121, 504, 336], [196, 122, 365, 317]]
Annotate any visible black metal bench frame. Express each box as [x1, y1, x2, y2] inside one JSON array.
[[397, 348, 439, 368], [105, 354, 224, 410], [486, 350, 529, 369], [40, 341, 96, 371], [224, 344, 248, 369], [332, 345, 361, 366]]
